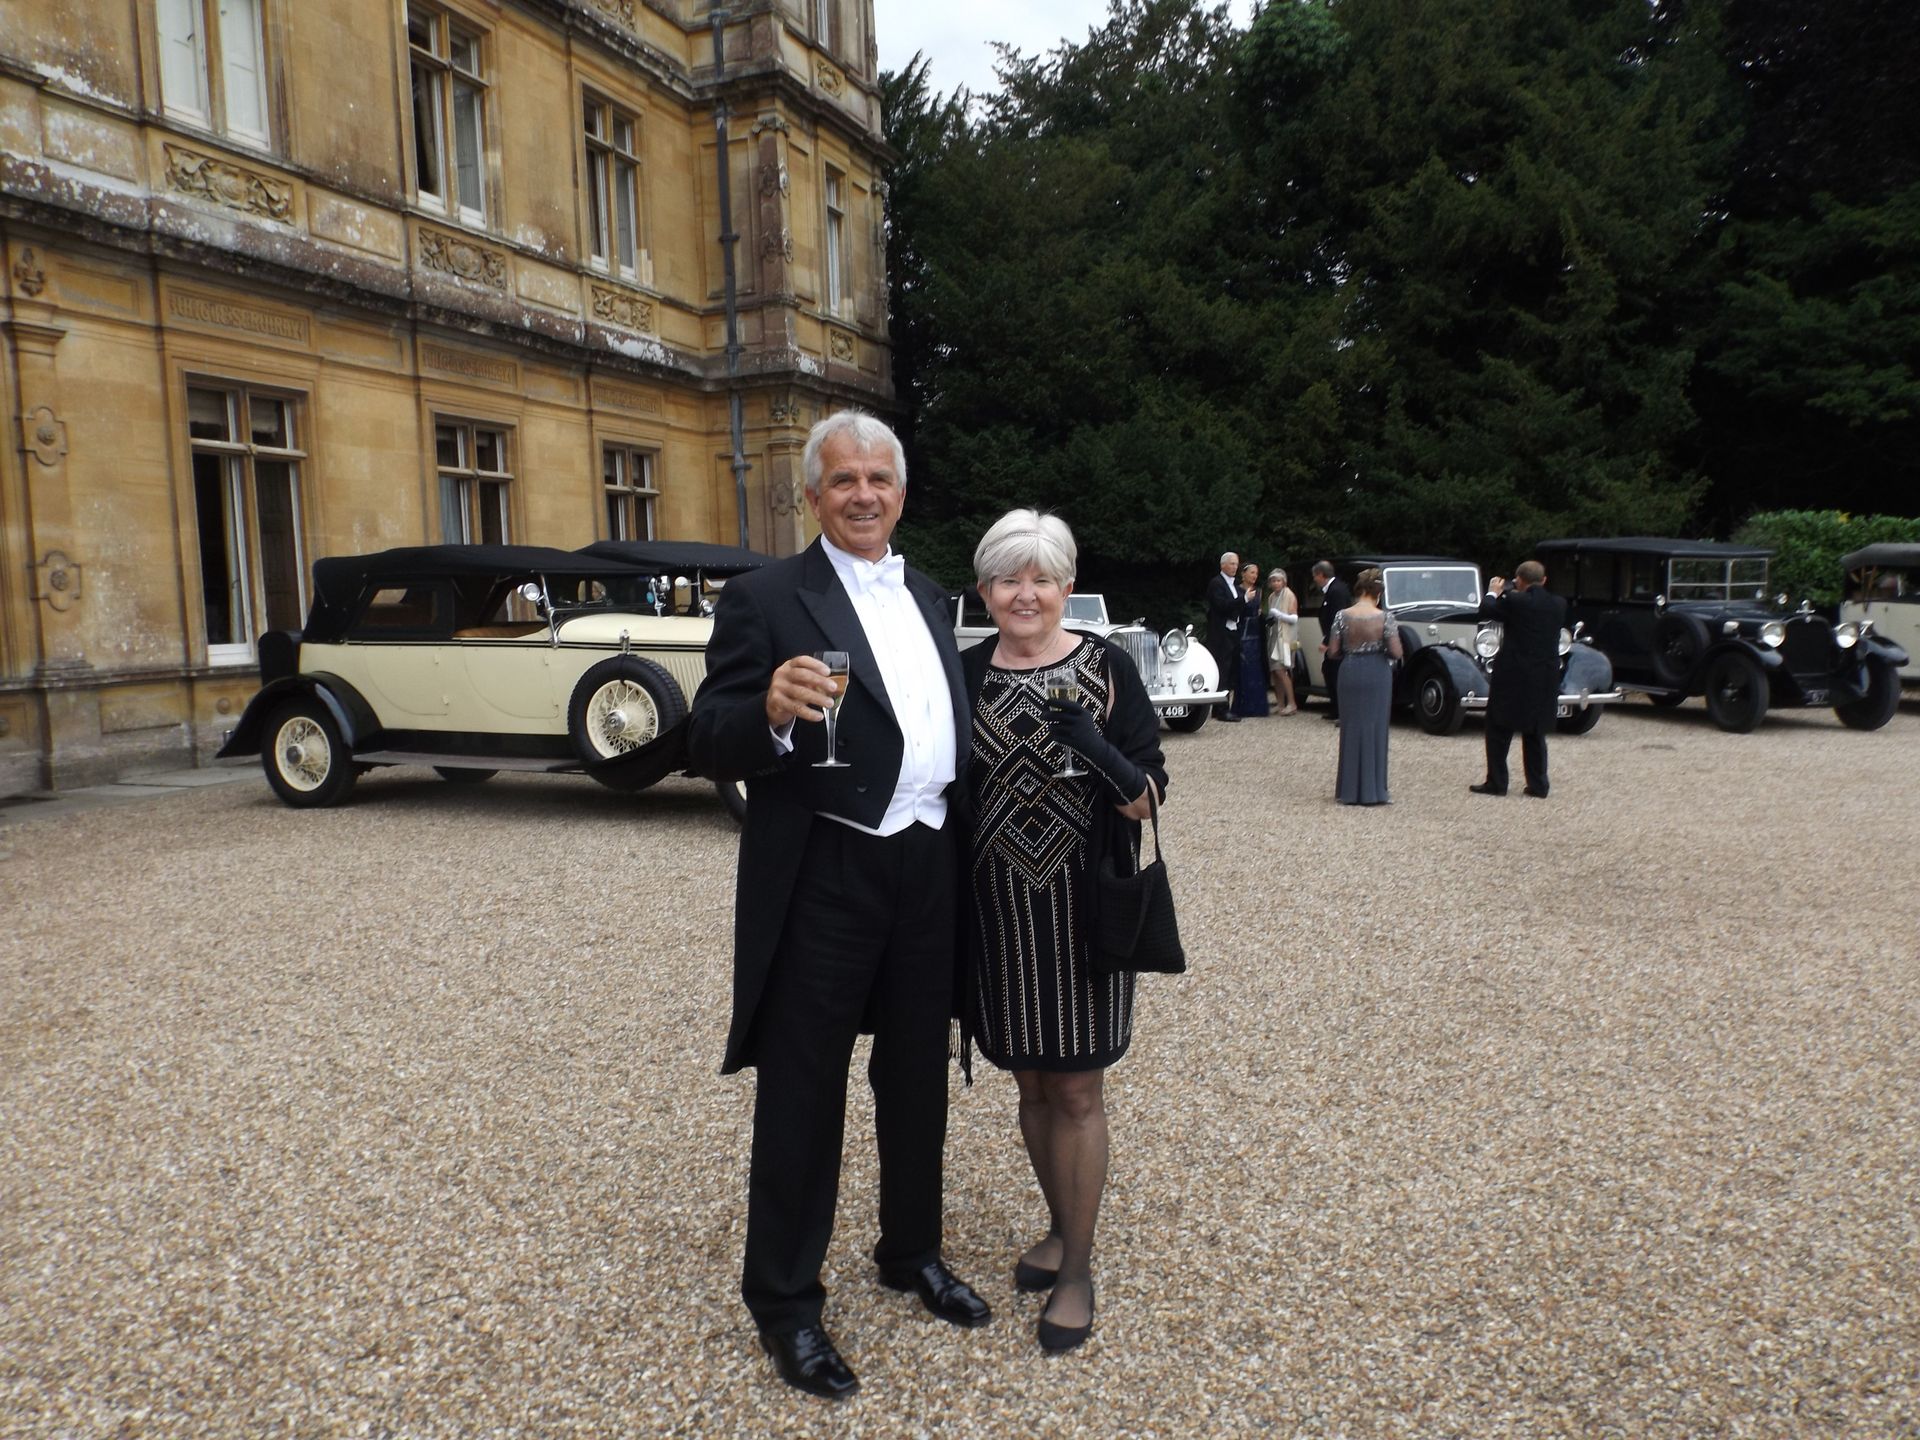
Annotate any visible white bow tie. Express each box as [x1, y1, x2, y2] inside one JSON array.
[[852, 553, 906, 594]]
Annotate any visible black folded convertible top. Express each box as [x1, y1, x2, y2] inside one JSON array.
[[305, 544, 648, 643], [1841, 542, 1920, 571], [578, 539, 772, 575]]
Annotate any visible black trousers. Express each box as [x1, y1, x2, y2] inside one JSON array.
[[1323, 654, 1343, 717], [1485, 722, 1549, 795], [741, 819, 956, 1333]]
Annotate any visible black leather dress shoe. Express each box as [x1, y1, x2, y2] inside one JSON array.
[[759, 1324, 859, 1400], [1216, 712, 1241, 722], [1522, 786, 1549, 799], [879, 1259, 993, 1328], [1468, 782, 1506, 796]]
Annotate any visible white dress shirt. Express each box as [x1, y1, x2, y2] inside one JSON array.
[[772, 537, 957, 835]]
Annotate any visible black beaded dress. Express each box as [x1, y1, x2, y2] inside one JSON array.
[[964, 635, 1165, 1072]]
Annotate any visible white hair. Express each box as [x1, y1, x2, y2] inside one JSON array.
[[802, 410, 907, 496], [973, 509, 1077, 586], [1220, 551, 1238, 564]]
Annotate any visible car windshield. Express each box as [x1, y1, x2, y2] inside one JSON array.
[[1668, 556, 1770, 604], [1064, 594, 1108, 623], [1384, 566, 1480, 609]]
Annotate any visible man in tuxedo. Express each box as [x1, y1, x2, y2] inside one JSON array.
[[687, 411, 990, 1401], [1311, 561, 1353, 721], [1203, 551, 1243, 721], [1470, 559, 1568, 798]]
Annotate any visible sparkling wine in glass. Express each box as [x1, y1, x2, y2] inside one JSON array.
[[1044, 667, 1090, 779], [813, 651, 851, 768]]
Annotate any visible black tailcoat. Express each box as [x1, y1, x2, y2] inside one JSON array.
[[1480, 585, 1568, 733]]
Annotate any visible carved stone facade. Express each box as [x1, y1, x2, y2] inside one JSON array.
[[0, 0, 892, 793]]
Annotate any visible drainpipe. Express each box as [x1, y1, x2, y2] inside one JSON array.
[[712, 10, 751, 548]]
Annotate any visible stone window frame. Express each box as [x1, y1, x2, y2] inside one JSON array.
[[185, 379, 308, 667], [154, 0, 274, 150], [406, 3, 492, 228], [812, 0, 841, 53], [823, 165, 848, 317], [434, 416, 514, 544], [601, 441, 659, 542], [583, 91, 647, 284]]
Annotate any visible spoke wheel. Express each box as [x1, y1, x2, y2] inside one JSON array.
[[567, 656, 688, 780], [584, 678, 662, 756], [262, 698, 357, 808]]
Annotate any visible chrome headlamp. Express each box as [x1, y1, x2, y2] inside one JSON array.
[[1474, 623, 1503, 660], [1759, 620, 1785, 648], [1161, 628, 1190, 661], [1835, 620, 1862, 649], [1187, 673, 1207, 694], [1557, 627, 1573, 657]]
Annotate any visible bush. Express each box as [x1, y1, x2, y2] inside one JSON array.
[[1732, 510, 1920, 607]]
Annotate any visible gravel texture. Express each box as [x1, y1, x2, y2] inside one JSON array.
[[2, 694, 1917, 1438]]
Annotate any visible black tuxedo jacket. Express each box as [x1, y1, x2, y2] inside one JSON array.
[[1204, 571, 1243, 657], [1479, 585, 1567, 731], [687, 539, 970, 1074], [1319, 578, 1354, 635]]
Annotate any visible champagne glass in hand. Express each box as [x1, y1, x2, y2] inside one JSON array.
[[1044, 666, 1090, 779], [813, 651, 851, 768]]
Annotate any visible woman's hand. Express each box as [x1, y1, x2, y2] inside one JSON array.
[[1115, 774, 1161, 820]]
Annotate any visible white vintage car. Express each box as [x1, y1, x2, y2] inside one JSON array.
[[952, 590, 1227, 731], [218, 542, 767, 812], [1293, 554, 1621, 734], [1839, 542, 1920, 689]]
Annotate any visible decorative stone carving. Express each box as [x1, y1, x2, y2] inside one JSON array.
[[34, 550, 82, 612], [770, 480, 806, 518], [828, 329, 856, 364], [761, 228, 794, 262], [760, 163, 790, 198], [814, 62, 844, 96], [586, 0, 634, 25], [769, 396, 802, 426], [23, 405, 67, 467], [164, 145, 292, 222], [419, 227, 508, 291], [11, 248, 46, 298], [750, 114, 791, 138], [591, 285, 656, 334]]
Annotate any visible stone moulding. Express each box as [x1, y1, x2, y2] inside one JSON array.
[[419, 226, 509, 292], [12, 247, 46, 297], [590, 284, 656, 334], [586, 0, 635, 25], [828, 328, 856, 364], [814, 61, 844, 96], [164, 144, 292, 223]]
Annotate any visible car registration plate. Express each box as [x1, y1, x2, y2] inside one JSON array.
[[1802, 689, 1829, 706], [1554, 704, 1571, 718]]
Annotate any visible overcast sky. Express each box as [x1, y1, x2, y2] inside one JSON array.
[[873, 0, 1258, 102]]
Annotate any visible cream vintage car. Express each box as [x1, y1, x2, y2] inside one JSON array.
[[952, 589, 1227, 730], [218, 542, 767, 811], [1839, 543, 1920, 690]]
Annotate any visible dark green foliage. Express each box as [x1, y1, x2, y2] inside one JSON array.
[[1733, 509, 1920, 608]]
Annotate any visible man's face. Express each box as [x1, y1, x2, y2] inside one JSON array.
[[1316, 570, 1332, 592], [807, 435, 903, 562], [1221, 553, 1239, 579]]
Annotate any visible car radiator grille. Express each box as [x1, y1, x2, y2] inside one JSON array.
[[1781, 617, 1837, 675], [1111, 629, 1164, 689]]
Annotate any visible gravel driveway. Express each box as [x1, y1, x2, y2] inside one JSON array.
[[4, 695, 1917, 1438]]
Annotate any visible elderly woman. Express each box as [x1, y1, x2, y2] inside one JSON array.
[[1266, 569, 1299, 714], [959, 509, 1169, 1354]]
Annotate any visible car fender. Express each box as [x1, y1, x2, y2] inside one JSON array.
[[216, 673, 379, 758], [1425, 644, 1488, 700], [1562, 644, 1614, 694], [1862, 634, 1909, 668], [1698, 638, 1783, 675]]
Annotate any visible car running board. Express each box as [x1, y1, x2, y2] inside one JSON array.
[[353, 750, 580, 773]]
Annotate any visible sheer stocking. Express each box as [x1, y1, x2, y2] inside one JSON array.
[[1015, 1068, 1108, 1329]]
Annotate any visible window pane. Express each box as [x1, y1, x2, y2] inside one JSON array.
[[641, 493, 656, 541], [193, 452, 243, 645], [254, 459, 302, 630], [249, 395, 290, 448], [435, 423, 463, 469], [602, 448, 624, 486], [614, 117, 634, 154], [440, 475, 466, 541], [474, 429, 503, 473], [478, 481, 508, 545], [157, 0, 210, 119], [188, 387, 232, 441], [584, 101, 605, 140], [218, 0, 269, 141], [635, 452, 654, 491], [826, 211, 843, 310], [412, 63, 444, 199], [587, 150, 608, 260], [453, 79, 484, 215], [606, 492, 626, 541], [450, 29, 479, 74], [615, 158, 638, 270], [407, 8, 436, 53]]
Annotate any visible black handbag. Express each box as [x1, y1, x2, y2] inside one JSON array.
[[1093, 792, 1186, 975]]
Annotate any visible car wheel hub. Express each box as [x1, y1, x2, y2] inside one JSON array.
[[275, 718, 330, 791], [590, 680, 659, 755]]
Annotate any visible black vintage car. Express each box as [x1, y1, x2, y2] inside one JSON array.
[[1534, 537, 1909, 732]]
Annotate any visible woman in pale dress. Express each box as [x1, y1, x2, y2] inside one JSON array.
[[1265, 569, 1299, 714]]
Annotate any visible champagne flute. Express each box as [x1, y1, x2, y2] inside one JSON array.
[[813, 650, 851, 768], [1044, 666, 1090, 779]]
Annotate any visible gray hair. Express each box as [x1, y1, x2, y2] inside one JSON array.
[[802, 410, 907, 496], [1311, 559, 1334, 579], [1220, 551, 1239, 565], [974, 509, 1077, 585]]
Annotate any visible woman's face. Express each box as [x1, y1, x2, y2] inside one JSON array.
[[1240, 564, 1259, 588], [980, 563, 1071, 645], [1267, 573, 1285, 593]]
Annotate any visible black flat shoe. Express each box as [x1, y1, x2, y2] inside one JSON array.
[[759, 1324, 859, 1400], [1468, 782, 1506, 796], [1037, 1283, 1095, 1354], [879, 1259, 993, 1328], [1013, 1258, 1058, 1292]]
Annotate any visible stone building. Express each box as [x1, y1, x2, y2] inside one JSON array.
[[0, 0, 893, 792]]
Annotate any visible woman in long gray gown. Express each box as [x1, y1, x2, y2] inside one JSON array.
[[1326, 568, 1403, 805]]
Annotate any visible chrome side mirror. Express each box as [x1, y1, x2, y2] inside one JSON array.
[[517, 581, 543, 605]]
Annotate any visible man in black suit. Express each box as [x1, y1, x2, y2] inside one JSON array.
[[1203, 551, 1243, 720], [1470, 559, 1568, 798], [1311, 561, 1353, 721], [687, 412, 990, 1401]]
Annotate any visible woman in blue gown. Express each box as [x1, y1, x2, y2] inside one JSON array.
[[1231, 562, 1270, 717]]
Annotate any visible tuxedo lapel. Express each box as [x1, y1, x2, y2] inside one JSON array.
[[795, 540, 894, 723]]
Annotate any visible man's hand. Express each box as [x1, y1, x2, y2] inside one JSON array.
[[766, 654, 839, 728], [1488, 575, 1508, 595]]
